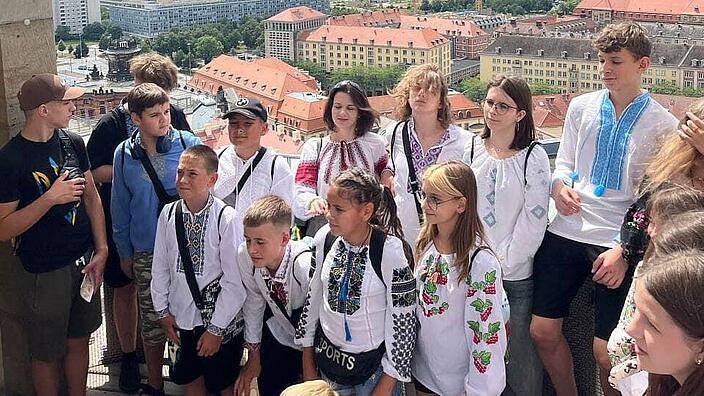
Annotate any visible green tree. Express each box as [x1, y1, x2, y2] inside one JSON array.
[[98, 33, 111, 50], [101, 5, 110, 21], [548, 0, 580, 16], [74, 40, 89, 58], [649, 82, 681, 95], [67, 44, 74, 55], [292, 60, 329, 90], [57, 40, 66, 52], [330, 65, 404, 96], [458, 77, 487, 103], [529, 81, 561, 95], [55, 25, 74, 43], [83, 22, 106, 41], [420, 0, 431, 11], [194, 35, 224, 63], [240, 17, 263, 50], [102, 21, 123, 40]]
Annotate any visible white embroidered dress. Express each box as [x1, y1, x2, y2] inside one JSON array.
[[464, 138, 551, 281], [295, 225, 417, 382], [237, 240, 313, 350], [413, 245, 508, 396]]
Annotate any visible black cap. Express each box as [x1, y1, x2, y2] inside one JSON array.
[[221, 97, 267, 122]]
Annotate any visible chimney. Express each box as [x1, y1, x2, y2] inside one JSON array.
[[537, 49, 544, 56], [516, 47, 523, 55], [510, 18, 517, 26], [561, 50, 568, 58], [546, 96, 555, 105], [584, 52, 591, 60], [496, 46, 502, 54]]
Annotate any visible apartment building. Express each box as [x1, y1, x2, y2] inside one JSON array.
[[265, 6, 328, 61], [399, 15, 490, 59], [296, 25, 451, 76], [52, 0, 100, 34], [575, 0, 704, 26]]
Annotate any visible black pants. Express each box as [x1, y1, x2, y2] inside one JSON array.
[[259, 324, 303, 396]]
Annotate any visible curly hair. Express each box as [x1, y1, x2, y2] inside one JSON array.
[[390, 64, 453, 129], [592, 21, 651, 59], [129, 52, 179, 92]]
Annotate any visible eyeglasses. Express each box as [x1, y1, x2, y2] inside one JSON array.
[[422, 195, 458, 211], [483, 99, 518, 115], [333, 80, 362, 91]]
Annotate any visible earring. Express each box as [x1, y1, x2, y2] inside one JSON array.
[[697, 358, 703, 366]]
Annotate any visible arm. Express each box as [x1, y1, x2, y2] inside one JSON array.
[[91, 165, 112, 185], [110, 146, 134, 258], [151, 207, 179, 344], [81, 170, 108, 291], [504, 148, 551, 268], [464, 252, 507, 396], [379, 238, 416, 385], [237, 243, 267, 346], [210, 211, 246, 333], [551, 102, 583, 216], [293, 139, 324, 220]]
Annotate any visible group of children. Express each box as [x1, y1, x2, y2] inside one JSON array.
[[10, 18, 704, 396]]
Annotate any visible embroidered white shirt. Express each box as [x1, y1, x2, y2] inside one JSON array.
[[550, 90, 677, 247], [213, 146, 294, 220], [382, 121, 471, 250], [293, 133, 388, 220], [238, 240, 313, 350], [151, 197, 246, 332], [464, 138, 551, 281], [295, 225, 417, 382], [413, 244, 508, 396]]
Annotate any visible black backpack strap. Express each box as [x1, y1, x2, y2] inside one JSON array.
[[469, 134, 476, 163], [178, 130, 186, 149], [217, 205, 227, 241], [270, 153, 277, 179], [290, 249, 312, 288], [389, 121, 404, 173], [229, 147, 267, 198], [523, 141, 540, 185], [323, 230, 337, 259], [369, 228, 386, 287], [401, 122, 423, 225], [57, 129, 78, 167], [469, 246, 488, 274], [217, 146, 229, 159], [175, 202, 204, 310]]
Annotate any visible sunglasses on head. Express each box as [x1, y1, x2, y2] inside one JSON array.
[[333, 80, 363, 91]]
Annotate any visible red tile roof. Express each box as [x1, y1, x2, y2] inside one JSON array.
[[277, 92, 327, 135], [266, 6, 327, 22], [297, 25, 449, 49], [575, 0, 704, 15], [399, 15, 487, 38], [327, 9, 402, 27], [368, 92, 482, 120]]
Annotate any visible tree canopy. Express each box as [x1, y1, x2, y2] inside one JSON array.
[[457, 77, 487, 103]]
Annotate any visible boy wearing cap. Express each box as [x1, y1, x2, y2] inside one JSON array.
[[0, 74, 107, 395], [213, 96, 294, 220], [86, 53, 191, 392]]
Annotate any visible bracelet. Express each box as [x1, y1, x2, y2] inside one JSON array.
[[244, 342, 261, 352]]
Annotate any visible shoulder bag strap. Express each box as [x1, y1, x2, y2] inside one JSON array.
[[401, 121, 423, 224], [138, 150, 173, 207], [57, 129, 77, 167], [523, 141, 540, 185], [230, 147, 267, 198], [369, 228, 386, 287], [174, 202, 204, 310], [270, 154, 277, 179], [470, 134, 476, 163], [323, 230, 337, 259], [389, 121, 403, 173]]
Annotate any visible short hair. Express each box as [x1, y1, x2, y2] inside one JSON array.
[[243, 195, 292, 229], [129, 52, 179, 92], [592, 21, 651, 59], [280, 380, 340, 396], [127, 83, 170, 116], [390, 64, 453, 129], [482, 76, 535, 150], [323, 80, 379, 136], [181, 145, 218, 174]]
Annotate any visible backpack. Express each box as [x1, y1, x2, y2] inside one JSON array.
[[321, 228, 387, 286], [467, 135, 540, 185]]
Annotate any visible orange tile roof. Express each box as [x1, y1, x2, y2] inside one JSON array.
[[367, 95, 397, 116], [399, 15, 487, 38], [368, 93, 482, 120], [196, 119, 303, 155], [575, 0, 704, 14], [266, 6, 326, 22], [327, 9, 402, 27], [298, 25, 449, 49], [277, 92, 328, 134]]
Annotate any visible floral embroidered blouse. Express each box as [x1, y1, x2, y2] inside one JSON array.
[[413, 244, 508, 396], [293, 133, 388, 221], [295, 225, 417, 382]]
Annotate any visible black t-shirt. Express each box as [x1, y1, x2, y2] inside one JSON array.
[[86, 103, 192, 222], [0, 130, 93, 273]]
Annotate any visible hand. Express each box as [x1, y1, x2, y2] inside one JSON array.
[[305, 198, 328, 217], [234, 349, 261, 396], [553, 181, 581, 216], [380, 170, 396, 196], [46, 171, 85, 205], [197, 330, 223, 357], [120, 257, 135, 280], [681, 111, 704, 156], [159, 314, 180, 345], [82, 248, 107, 294], [302, 347, 320, 381], [370, 373, 397, 396], [592, 245, 628, 289]]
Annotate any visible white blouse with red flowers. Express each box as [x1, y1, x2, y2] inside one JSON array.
[[413, 244, 508, 396], [293, 132, 388, 221]]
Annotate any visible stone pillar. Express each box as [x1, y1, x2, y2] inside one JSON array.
[[0, 1, 56, 394]]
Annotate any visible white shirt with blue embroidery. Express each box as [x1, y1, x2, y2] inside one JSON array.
[[294, 225, 417, 383], [464, 138, 551, 281], [151, 196, 246, 334], [550, 90, 677, 247], [413, 244, 508, 396], [237, 240, 313, 350]]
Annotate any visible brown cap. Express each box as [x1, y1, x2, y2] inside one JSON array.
[[17, 74, 85, 111]]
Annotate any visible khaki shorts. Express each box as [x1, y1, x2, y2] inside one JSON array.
[[21, 250, 102, 362], [133, 252, 166, 345]]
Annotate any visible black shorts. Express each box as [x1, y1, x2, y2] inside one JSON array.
[[532, 231, 634, 340], [412, 376, 436, 395], [170, 327, 243, 391], [103, 235, 132, 289]]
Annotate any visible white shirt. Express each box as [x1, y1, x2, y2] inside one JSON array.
[[213, 146, 294, 220], [413, 244, 508, 396], [295, 225, 417, 382], [464, 137, 551, 281], [238, 240, 313, 350], [382, 120, 471, 250], [151, 197, 246, 332], [550, 90, 677, 246], [293, 133, 388, 220]]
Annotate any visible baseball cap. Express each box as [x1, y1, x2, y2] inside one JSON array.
[[221, 97, 267, 122], [17, 74, 86, 111]]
